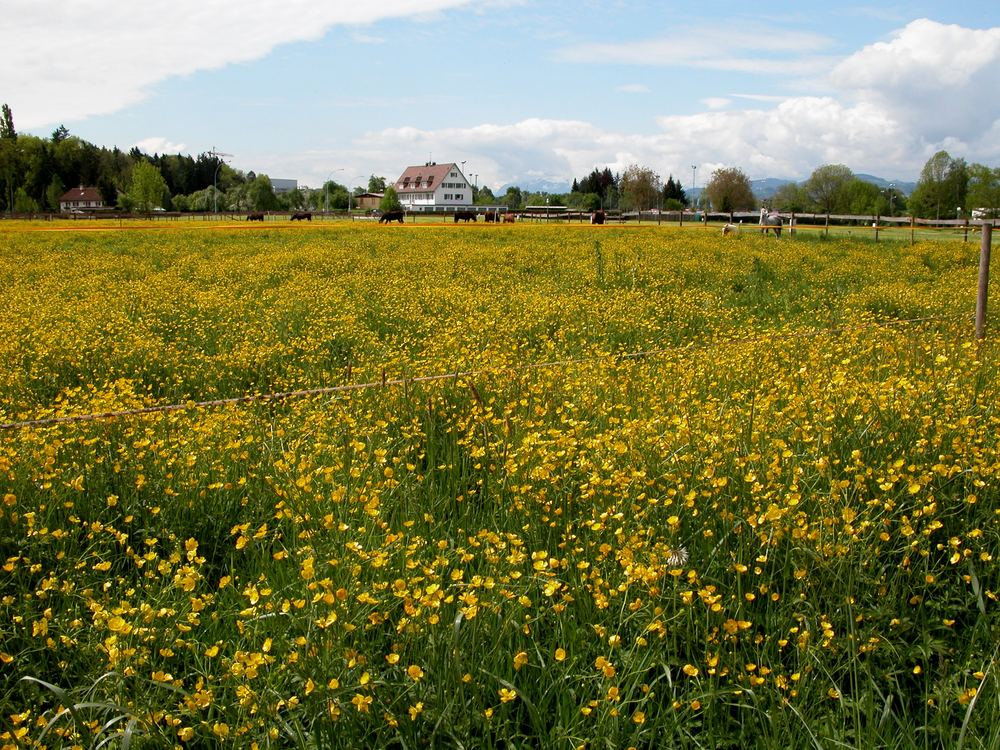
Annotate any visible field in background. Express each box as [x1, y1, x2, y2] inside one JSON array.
[[1, 224, 998, 748]]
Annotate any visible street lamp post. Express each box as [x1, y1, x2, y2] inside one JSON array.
[[209, 146, 233, 215]]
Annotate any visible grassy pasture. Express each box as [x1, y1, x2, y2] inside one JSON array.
[[1, 223, 998, 749]]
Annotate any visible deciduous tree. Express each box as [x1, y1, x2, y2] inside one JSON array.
[[619, 164, 661, 212], [127, 160, 168, 212], [805, 164, 853, 214], [908, 151, 968, 219], [379, 186, 403, 213], [704, 167, 755, 212]]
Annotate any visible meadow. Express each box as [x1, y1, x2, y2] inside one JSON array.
[[1, 222, 998, 749]]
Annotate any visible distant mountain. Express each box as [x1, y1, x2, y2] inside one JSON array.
[[751, 178, 795, 199], [855, 174, 917, 195]]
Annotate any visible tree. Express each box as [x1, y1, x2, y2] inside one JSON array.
[[842, 178, 882, 215], [0, 104, 14, 140], [368, 175, 387, 193], [51, 125, 69, 143], [967, 164, 1000, 217], [662, 175, 687, 207], [379, 186, 403, 213], [13, 187, 38, 213], [0, 103, 18, 212], [247, 174, 279, 211], [704, 167, 755, 212], [805, 164, 853, 214], [501, 186, 523, 210], [771, 182, 810, 213], [619, 164, 661, 212], [127, 160, 168, 212], [908, 151, 968, 219], [575, 168, 616, 205], [45, 174, 65, 212], [475, 185, 497, 205]]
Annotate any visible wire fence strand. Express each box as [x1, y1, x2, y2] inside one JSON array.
[[0, 314, 968, 432]]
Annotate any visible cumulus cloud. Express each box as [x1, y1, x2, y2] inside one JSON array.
[[831, 19, 1000, 144], [0, 0, 476, 128], [701, 97, 730, 110]]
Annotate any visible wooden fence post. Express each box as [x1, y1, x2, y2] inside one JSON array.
[[825, 213, 830, 237], [875, 214, 880, 243], [976, 223, 993, 340], [910, 216, 915, 246]]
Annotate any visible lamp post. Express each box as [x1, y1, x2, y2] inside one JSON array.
[[209, 147, 233, 215], [325, 168, 344, 213], [888, 183, 895, 216]]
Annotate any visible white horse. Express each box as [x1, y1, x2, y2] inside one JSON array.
[[759, 207, 782, 237]]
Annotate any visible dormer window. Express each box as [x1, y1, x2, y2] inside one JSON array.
[[426, 176, 434, 186]]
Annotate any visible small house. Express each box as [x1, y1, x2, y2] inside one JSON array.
[[59, 186, 105, 213]]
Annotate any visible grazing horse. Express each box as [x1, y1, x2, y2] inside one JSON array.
[[454, 210, 477, 223], [503, 213, 516, 223], [591, 210, 606, 225], [290, 211, 312, 221], [379, 210, 405, 224], [484, 210, 497, 223], [759, 208, 782, 237], [723, 222, 739, 236], [247, 212, 265, 222]]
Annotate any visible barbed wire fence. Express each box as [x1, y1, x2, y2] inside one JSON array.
[[0, 314, 972, 433]]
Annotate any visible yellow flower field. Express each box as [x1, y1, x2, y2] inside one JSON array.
[[1, 223, 997, 748]]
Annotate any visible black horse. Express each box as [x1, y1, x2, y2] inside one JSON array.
[[247, 212, 264, 222], [290, 211, 312, 221], [454, 211, 477, 223], [590, 210, 606, 225], [379, 211, 405, 224]]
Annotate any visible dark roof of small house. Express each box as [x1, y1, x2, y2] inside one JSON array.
[[58, 186, 103, 203]]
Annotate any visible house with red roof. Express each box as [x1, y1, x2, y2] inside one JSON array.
[[393, 162, 472, 212], [58, 186, 106, 213]]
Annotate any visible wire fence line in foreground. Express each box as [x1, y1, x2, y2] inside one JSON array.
[[0, 315, 969, 432]]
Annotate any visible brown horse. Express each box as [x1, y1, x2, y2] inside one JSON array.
[[247, 212, 264, 221], [290, 211, 312, 221]]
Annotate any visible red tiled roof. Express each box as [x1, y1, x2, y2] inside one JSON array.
[[58, 186, 103, 203], [393, 163, 465, 194]]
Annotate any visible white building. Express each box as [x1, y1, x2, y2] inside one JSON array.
[[271, 178, 298, 194], [393, 162, 472, 212]]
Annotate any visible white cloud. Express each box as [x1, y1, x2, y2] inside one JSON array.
[[617, 83, 649, 94], [0, 0, 476, 128], [351, 33, 386, 44], [831, 19, 1000, 144], [557, 23, 836, 76], [133, 136, 187, 155], [701, 97, 730, 110]]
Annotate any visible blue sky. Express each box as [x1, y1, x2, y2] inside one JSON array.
[[2, 0, 999, 191]]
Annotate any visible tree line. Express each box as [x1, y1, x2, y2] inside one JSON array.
[[1, 102, 997, 218]]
